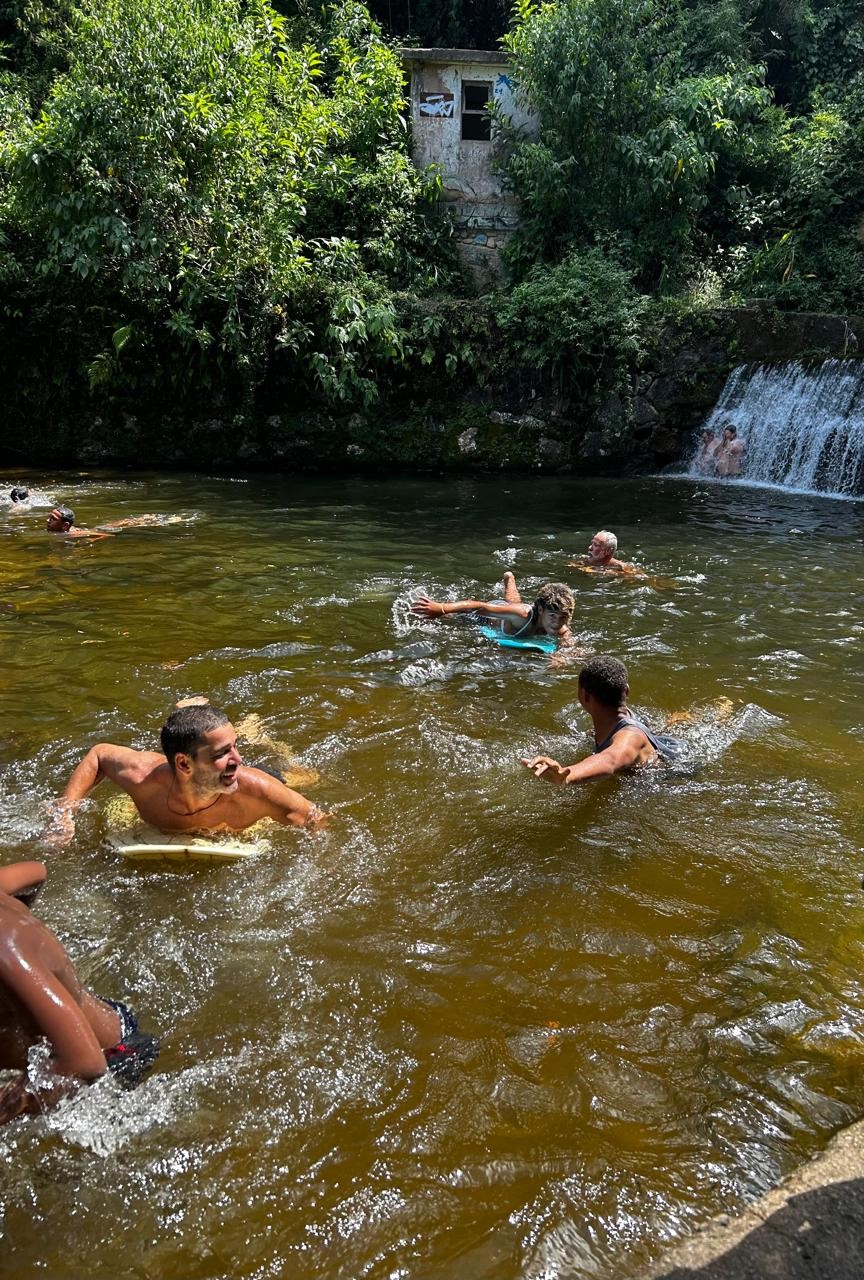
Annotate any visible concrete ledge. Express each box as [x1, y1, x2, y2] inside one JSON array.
[[644, 1118, 864, 1279], [397, 47, 510, 65]]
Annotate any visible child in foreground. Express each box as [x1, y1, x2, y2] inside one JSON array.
[[0, 863, 159, 1125]]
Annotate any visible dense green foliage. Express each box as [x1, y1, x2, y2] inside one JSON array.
[[357, 0, 864, 392], [492, 0, 863, 380], [365, 0, 509, 50], [498, 249, 648, 392], [0, 0, 453, 408], [0, 0, 862, 446]]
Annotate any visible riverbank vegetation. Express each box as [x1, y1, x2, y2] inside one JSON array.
[[0, 0, 862, 454]]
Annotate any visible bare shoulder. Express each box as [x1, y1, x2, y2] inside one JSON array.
[[606, 726, 655, 767], [483, 600, 531, 618], [0, 901, 50, 969], [0, 897, 27, 948], [236, 765, 302, 810], [236, 764, 282, 795], [237, 765, 324, 829], [103, 746, 166, 785]]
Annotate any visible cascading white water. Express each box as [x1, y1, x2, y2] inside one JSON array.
[[689, 359, 864, 497]]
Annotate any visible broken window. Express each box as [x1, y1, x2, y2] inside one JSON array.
[[461, 81, 492, 142]]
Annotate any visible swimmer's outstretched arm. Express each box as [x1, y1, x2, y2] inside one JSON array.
[[521, 739, 641, 784], [45, 744, 155, 848], [0, 862, 46, 899], [243, 768, 328, 831], [98, 514, 162, 531], [411, 595, 529, 622]]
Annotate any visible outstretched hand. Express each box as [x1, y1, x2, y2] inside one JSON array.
[[520, 755, 570, 785], [410, 595, 445, 620], [41, 806, 75, 850]]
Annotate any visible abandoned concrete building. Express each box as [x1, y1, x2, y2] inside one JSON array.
[[398, 47, 536, 290]]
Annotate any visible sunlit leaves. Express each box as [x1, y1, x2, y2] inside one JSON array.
[[0, 0, 446, 404], [500, 0, 778, 288]]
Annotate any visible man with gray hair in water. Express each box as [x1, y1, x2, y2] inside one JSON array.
[[569, 530, 637, 574], [47, 704, 326, 847]]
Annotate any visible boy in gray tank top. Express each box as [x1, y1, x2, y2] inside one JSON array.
[[522, 655, 686, 785]]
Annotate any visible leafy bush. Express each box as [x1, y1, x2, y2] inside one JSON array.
[[500, 0, 777, 288], [497, 247, 648, 393], [728, 86, 864, 311], [499, 0, 864, 316], [0, 0, 450, 407]]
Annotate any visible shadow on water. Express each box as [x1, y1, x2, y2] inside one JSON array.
[[655, 1177, 864, 1279]]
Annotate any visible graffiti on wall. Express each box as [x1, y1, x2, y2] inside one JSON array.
[[419, 92, 455, 118]]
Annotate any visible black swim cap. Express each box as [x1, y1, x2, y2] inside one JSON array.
[[10, 487, 30, 502]]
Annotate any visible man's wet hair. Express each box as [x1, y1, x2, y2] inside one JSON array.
[[723, 425, 737, 438], [161, 706, 231, 769], [595, 530, 618, 554], [56, 506, 75, 526], [578, 655, 629, 707], [533, 582, 574, 621], [10, 487, 30, 502]]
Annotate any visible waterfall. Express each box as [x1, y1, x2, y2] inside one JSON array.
[[688, 359, 864, 497]]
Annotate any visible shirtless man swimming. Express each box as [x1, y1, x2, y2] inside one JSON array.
[[569, 530, 637, 574], [47, 506, 173, 539], [411, 580, 577, 647], [48, 705, 325, 847], [522, 655, 682, 784], [46, 506, 110, 539], [0, 862, 158, 1125]]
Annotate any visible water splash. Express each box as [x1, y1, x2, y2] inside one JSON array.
[[25, 1040, 56, 1096], [390, 588, 431, 637], [689, 360, 864, 497]]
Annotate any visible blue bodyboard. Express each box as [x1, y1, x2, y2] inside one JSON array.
[[479, 625, 556, 654]]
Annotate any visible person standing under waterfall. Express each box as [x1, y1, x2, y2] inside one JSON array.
[[695, 429, 720, 474], [714, 426, 745, 477]]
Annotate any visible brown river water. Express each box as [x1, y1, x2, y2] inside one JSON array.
[[0, 470, 862, 1279]]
